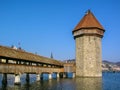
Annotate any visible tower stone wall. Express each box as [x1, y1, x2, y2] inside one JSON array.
[[76, 35, 102, 77]]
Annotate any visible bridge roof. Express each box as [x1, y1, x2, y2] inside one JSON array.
[[0, 45, 63, 66]]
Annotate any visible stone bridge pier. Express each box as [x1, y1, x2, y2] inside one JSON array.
[[63, 61, 76, 78], [1, 72, 65, 85], [14, 74, 21, 84]]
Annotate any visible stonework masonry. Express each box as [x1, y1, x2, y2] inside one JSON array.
[[75, 35, 102, 77]]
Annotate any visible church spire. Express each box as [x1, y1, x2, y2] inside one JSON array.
[[50, 52, 53, 59]]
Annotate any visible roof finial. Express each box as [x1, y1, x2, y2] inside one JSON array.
[[88, 9, 91, 13], [85, 9, 91, 15]]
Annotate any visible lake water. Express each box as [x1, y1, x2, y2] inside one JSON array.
[[0, 72, 120, 90]]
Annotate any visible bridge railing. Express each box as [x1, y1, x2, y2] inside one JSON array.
[[0, 63, 64, 74]]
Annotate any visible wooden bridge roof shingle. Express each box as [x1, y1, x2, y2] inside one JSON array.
[[0, 45, 63, 66]]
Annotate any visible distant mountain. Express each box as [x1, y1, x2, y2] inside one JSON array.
[[102, 60, 115, 65], [64, 59, 120, 71], [102, 60, 120, 66], [64, 59, 120, 66], [63, 59, 120, 66], [116, 62, 120, 66]]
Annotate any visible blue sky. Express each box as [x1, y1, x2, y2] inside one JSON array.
[[0, 0, 120, 62]]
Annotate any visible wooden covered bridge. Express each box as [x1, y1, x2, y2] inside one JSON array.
[[0, 45, 75, 85]]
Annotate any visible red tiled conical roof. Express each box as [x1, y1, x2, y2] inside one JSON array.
[[73, 10, 104, 32]]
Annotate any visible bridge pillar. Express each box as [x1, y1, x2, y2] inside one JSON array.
[[72, 73, 75, 78], [2, 73, 7, 85], [14, 74, 21, 85], [65, 72, 68, 78], [63, 73, 66, 78], [48, 73, 52, 79], [40, 73, 43, 80], [26, 73, 30, 83], [36, 74, 40, 81], [57, 73, 59, 78]]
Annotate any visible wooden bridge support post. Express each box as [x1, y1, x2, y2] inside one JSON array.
[[57, 73, 59, 79], [40, 73, 43, 80], [26, 73, 30, 83], [2, 73, 7, 85], [48, 73, 52, 80], [63, 72, 66, 78], [65, 72, 68, 78], [14, 74, 21, 85], [59, 72, 64, 78], [72, 73, 75, 78], [36, 74, 40, 81]]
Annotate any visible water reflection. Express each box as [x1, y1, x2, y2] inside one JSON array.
[[1, 73, 120, 90], [1, 83, 7, 90], [76, 78, 102, 90], [0, 78, 102, 90], [13, 85, 21, 90]]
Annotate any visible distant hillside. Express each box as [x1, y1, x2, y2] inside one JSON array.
[[102, 60, 115, 64], [64, 59, 120, 66], [115, 62, 120, 66], [102, 60, 120, 66], [64, 59, 120, 71]]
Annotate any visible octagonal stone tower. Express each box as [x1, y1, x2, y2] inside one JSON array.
[[73, 10, 105, 77]]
